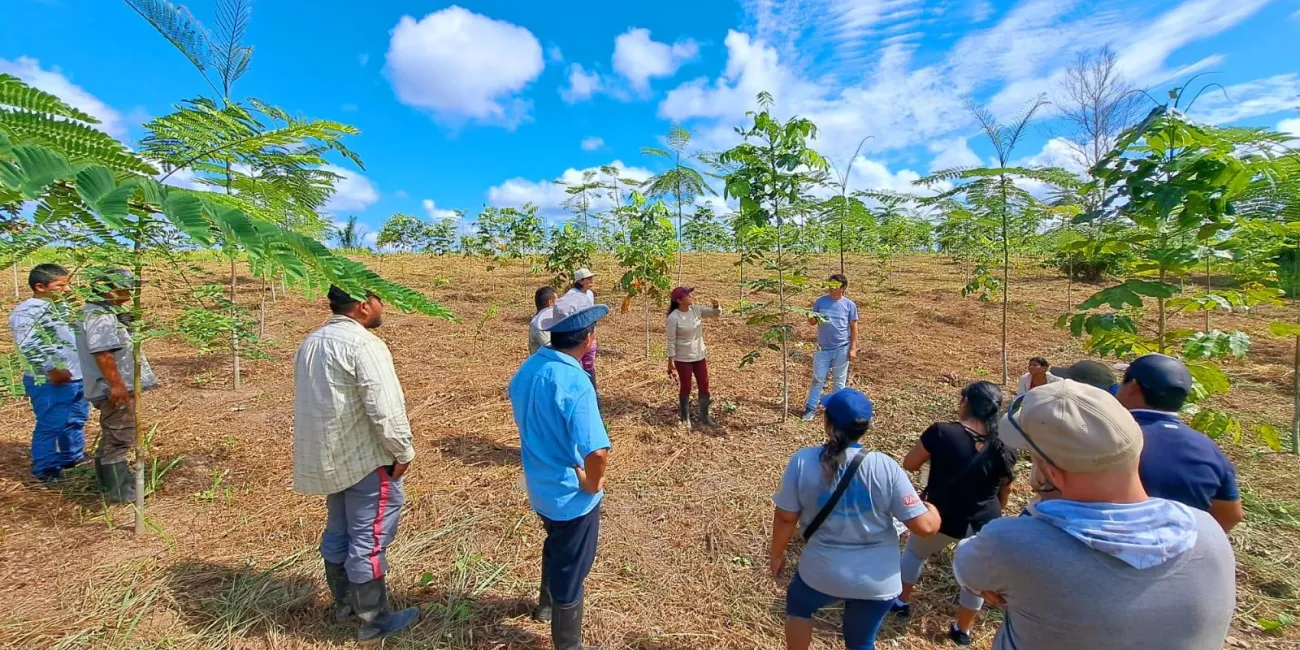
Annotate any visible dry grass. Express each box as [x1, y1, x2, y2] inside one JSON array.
[[0, 252, 1297, 649]]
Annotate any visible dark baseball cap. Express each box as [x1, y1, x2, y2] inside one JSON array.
[[1052, 360, 1116, 391], [328, 286, 378, 310], [1123, 353, 1193, 401], [820, 388, 874, 427]]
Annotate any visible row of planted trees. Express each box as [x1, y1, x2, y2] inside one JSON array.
[[0, 0, 453, 532]]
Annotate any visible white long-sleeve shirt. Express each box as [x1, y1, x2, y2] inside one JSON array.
[[293, 315, 416, 495], [666, 305, 721, 362]]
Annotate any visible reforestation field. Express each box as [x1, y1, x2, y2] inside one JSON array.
[[1, 253, 1298, 650]]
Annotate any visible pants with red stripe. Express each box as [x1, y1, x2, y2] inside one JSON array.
[[321, 467, 405, 585]]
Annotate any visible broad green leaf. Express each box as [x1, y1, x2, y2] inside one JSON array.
[[1267, 321, 1300, 338], [1256, 424, 1283, 452]]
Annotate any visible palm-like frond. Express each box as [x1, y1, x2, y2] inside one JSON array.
[[0, 74, 98, 122], [123, 0, 217, 93]]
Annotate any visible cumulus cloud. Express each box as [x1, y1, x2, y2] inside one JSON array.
[[422, 199, 460, 220], [560, 63, 603, 104], [487, 160, 654, 217], [580, 136, 605, 151], [1279, 117, 1300, 142], [1189, 74, 1300, 125], [384, 6, 544, 128], [1017, 137, 1089, 175], [612, 28, 699, 93], [0, 56, 130, 138], [322, 165, 380, 214], [927, 137, 981, 172]]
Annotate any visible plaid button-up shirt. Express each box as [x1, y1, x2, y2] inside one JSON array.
[[293, 315, 416, 495]]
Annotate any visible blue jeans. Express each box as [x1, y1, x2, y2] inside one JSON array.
[[805, 346, 850, 411], [786, 572, 892, 650], [23, 375, 89, 477], [321, 467, 406, 585]]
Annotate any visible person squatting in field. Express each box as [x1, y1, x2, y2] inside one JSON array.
[[293, 287, 419, 646], [802, 274, 859, 421], [77, 268, 157, 503], [509, 297, 612, 650], [564, 268, 599, 390], [957, 380, 1236, 650], [897, 381, 1015, 646], [771, 387, 942, 650], [8, 264, 88, 483], [665, 286, 722, 428]]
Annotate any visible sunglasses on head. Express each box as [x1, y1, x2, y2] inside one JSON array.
[[1007, 394, 1059, 469]]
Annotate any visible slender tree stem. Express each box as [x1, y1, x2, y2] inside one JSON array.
[[132, 222, 146, 535]]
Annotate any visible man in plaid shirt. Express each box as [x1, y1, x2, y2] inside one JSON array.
[[293, 287, 418, 645]]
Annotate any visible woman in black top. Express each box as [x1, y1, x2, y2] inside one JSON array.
[[894, 381, 1015, 647]]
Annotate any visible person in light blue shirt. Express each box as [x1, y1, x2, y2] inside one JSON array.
[[771, 388, 940, 650], [802, 273, 860, 421], [509, 297, 612, 650]]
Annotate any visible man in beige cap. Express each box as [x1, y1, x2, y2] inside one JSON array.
[[952, 380, 1234, 650]]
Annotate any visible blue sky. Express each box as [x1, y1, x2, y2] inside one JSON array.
[[3, 0, 1298, 244]]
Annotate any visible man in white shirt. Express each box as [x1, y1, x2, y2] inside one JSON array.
[[8, 264, 88, 482], [293, 287, 419, 644]]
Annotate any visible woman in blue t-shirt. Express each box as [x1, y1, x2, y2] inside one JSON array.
[[770, 388, 941, 650], [897, 381, 1015, 646]]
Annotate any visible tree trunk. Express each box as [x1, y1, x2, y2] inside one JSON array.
[[777, 211, 788, 421], [1000, 183, 1010, 387], [1158, 266, 1168, 354], [1292, 335, 1299, 454], [259, 274, 267, 339], [131, 238, 146, 535], [230, 256, 241, 390], [11, 262, 18, 299], [644, 292, 651, 358], [1205, 255, 1212, 333]]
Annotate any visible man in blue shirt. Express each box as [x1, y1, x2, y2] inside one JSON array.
[[1116, 353, 1243, 532], [802, 274, 859, 421], [509, 298, 612, 650]]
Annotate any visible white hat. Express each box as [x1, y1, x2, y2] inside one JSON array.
[[574, 268, 596, 281]]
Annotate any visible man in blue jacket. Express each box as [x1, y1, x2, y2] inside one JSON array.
[[1116, 353, 1244, 532], [509, 296, 612, 650]]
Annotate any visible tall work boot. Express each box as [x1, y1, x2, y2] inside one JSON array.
[[698, 394, 717, 427], [677, 397, 692, 429], [552, 597, 602, 650], [323, 561, 355, 622], [99, 460, 136, 504], [532, 565, 553, 622], [351, 576, 419, 646]]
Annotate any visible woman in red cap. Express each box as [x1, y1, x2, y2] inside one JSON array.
[[666, 286, 721, 427]]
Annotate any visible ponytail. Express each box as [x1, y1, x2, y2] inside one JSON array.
[[667, 299, 680, 316], [819, 416, 871, 483], [961, 380, 1004, 447]]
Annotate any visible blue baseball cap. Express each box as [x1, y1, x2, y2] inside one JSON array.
[[1123, 353, 1192, 402], [820, 388, 874, 427]]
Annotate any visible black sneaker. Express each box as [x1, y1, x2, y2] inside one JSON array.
[[890, 598, 911, 618], [948, 623, 972, 646]]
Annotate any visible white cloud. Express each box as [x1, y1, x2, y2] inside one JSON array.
[[1189, 74, 1300, 125], [927, 136, 981, 171], [1115, 0, 1270, 84], [547, 45, 565, 63], [1279, 117, 1300, 142], [0, 56, 130, 138], [422, 199, 460, 220], [560, 63, 603, 104], [487, 160, 654, 216], [580, 136, 605, 151], [384, 7, 544, 128], [1017, 137, 1089, 175], [612, 28, 699, 93], [322, 165, 380, 214]]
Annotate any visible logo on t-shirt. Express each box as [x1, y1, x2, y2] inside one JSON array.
[[903, 493, 921, 507]]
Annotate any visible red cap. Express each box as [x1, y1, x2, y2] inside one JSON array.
[[670, 286, 694, 302]]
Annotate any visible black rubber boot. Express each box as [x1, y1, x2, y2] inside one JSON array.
[[351, 576, 419, 646], [532, 565, 553, 622], [677, 397, 691, 428], [323, 561, 354, 622], [552, 598, 600, 650], [98, 460, 136, 504], [698, 394, 717, 427]]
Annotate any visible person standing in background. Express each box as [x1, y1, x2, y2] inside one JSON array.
[[566, 268, 599, 389], [510, 297, 612, 650], [1014, 357, 1059, 397], [294, 287, 419, 645], [8, 264, 88, 482], [802, 274, 859, 421], [530, 286, 556, 354], [76, 268, 157, 503], [666, 286, 722, 428], [1115, 354, 1244, 532]]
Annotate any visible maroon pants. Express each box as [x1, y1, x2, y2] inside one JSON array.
[[674, 359, 710, 398]]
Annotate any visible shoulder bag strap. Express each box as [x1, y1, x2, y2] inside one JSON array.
[[802, 450, 870, 542]]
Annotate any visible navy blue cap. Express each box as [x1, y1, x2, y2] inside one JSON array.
[[1124, 353, 1193, 399], [541, 294, 609, 333], [820, 388, 874, 427]]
